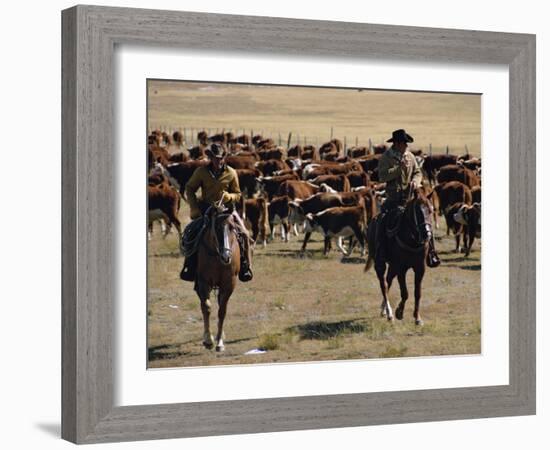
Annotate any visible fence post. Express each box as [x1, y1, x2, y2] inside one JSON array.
[[287, 132, 292, 149], [368, 138, 372, 153], [446, 145, 449, 155], [429, 143, 432, 156]]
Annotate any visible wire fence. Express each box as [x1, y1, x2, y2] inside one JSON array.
[[148, 125, 472, 156]]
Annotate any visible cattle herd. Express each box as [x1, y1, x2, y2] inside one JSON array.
[[147, 129, 482, 261]]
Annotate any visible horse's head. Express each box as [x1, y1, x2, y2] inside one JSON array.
[[204, 202, 235, 265], [405, 188, 434, 243]]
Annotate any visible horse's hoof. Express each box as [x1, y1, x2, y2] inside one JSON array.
[[387, 315, 394, 322], [203, 341, 214, 350], [395, 307, 404, 321], [415, 319, 424, 326], [216, 345, 225, 352]]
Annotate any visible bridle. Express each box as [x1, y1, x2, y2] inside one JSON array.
[[200, 198, 234, 265], [395, 193, 431, 253]]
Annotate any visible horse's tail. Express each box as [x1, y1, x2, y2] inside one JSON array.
[[364, 255, 374, 272], [364, 219, 377, 272]]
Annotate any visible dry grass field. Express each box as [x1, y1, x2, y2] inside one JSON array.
[[147, 80, 481, 368], [147, 204, 481, 368], [148, 80, 481, 156]]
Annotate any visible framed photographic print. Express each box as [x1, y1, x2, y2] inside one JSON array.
[[62, 5, 535, 444]]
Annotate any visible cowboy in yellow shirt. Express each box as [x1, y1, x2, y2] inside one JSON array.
[[180, 143, 253, 282]]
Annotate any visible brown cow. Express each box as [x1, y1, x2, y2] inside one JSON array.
[[278, 180, 320, 200], [434, 181, 473, 213], [357, 154, 382, 175], [471, 185, 481, 204], [437, 164, 480, 188], [166, 160, 209, 196], [197, 130, 208, 145], [255, 159, 288, 176], [258, 147, 285, 161], [423, 154, 458, 185], [256, 138, 276, 150], [188, 144, 207, 160], [237, 197, 269, 248], [288, 145, 302, 158], [289, 192, 360, 225], [148, 183, 181, 239], [373, 144, 388, 154], [236, 169, 262, 198], [433, 181, 472, 233], [302, 205, 367, 256], [311, 174, 351, 192], [346, 170, 370, 188], [260, 173, 300, 200], [268, 195, 292, 242], [445, 202, 481, 256], [347, 146, 369, 159], [301, 145, 318, 160], [225, 154, 257, 171]]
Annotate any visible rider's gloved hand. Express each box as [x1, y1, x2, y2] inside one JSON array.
[[220, 191, 233, 203]]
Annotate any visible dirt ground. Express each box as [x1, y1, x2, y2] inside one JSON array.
[[147, 203, 481, 368]]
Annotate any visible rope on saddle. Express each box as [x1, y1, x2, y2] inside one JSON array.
[[180, 216, 208, 257]]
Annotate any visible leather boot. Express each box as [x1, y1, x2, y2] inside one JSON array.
[[238, 235, 253, 282]]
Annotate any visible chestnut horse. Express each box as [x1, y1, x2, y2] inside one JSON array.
[[194, 203, 241, 351], [365, 189, 434, 325]]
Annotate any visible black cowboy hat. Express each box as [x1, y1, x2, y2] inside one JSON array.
[[386, 129, 414, 143], [206, 143, 226, 159]]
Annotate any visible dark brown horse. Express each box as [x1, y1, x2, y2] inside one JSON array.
[[195, 203, 241, 351], [365, 190, 434, 325]]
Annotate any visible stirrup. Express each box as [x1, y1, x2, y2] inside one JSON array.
[[238, 261, 253, 282]]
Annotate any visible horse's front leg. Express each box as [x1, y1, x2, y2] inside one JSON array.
[[197, 282, 214, 350], [376, 263, 394, 321], [395, 271, 408, 320], [413, 267, 425, 326], [215, 285, 235, 352]]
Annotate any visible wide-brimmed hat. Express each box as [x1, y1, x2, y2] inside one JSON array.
[[206, 143, 226, 159], [386, 129, 414, 143]]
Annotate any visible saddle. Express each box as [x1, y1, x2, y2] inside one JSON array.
[[383, 206, 405, 239]]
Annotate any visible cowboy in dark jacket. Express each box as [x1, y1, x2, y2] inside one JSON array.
[[375, 129, 440, 267]]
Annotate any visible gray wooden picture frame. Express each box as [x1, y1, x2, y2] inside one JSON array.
[[61, 4, 536, 444]]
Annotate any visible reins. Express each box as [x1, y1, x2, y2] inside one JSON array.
[[394, 192, 428, 253], [200, 199, 235, 265]]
